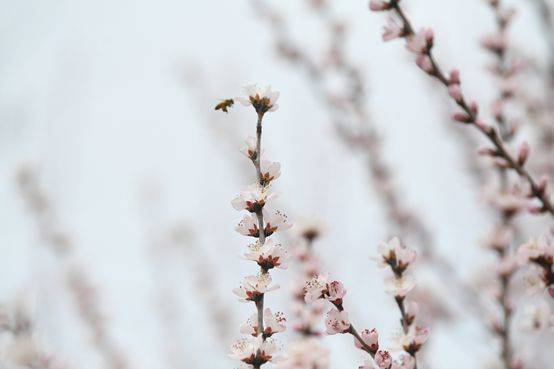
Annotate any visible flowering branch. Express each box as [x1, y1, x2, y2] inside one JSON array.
[[378, 237, 428, 369], [303, 237, 427, 369], [480, 2, 522, 367], [222, 85, 291, 369], [369, 0, 554, 216]]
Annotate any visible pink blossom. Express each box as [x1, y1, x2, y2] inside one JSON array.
[[517, 141, 530, 166], [415, 55, 433, 74], [374, 350, 392, 369], [231, 183, 276, 213], [392, 355, 415, 369], [354, 328, 379, 352], [384, 275, 415, 297], [235, 214, 260, 237], [452, 111, 471, 123], [404, 301, 419, 324], [369, 0, 391, 11], [378, 237, 416, 272], [327, 280, 347, 304], [240, 308, 286, 337], [324, 309, 350, 335], [481, 33, 506, 53], [264, 209, 292, 235], [447, 83, 463, 103], [240, 136, 259, 160], [382, 17, 404, 41], [304, 275, 347, 305], [237, 84, 280, 113], [233, 274, 279, 302], [260, 160, 281, 184], [244, 239, 289, 270], [400, 326, 430, 354], [406, 28, 433, 54]]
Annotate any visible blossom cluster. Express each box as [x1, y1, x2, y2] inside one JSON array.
[[277, 220, 330, 369], [377, 237, 429, 360], [224, 85, 291, 369], [518, 233, 554, 297]]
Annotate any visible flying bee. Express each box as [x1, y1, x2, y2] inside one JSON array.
[[214, 98, 234, 113]]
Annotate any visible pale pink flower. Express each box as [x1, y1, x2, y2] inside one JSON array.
[[406, 28, 433, 54], [354, 328, 379, 352], [304, 275, 346, 304], [237, 84, 280, 113], [230, 337, 281, 365], [384, 275, 415, 297], [369, 0, 391, 11], [327, 280, 347, 304], [374, 350, 392, 369], [378, 237, 416, 271], [517, 141, 530, 166], [264, 209, 292, 236], [448, 83, 463, 103], [244, 239, 289, 270], [481, 33, 505, 53], [235, 214, 260, 237], [229, 336, 260, 363], [324, 309, 350, 335], [382, 17, 404, 41], [400, 326, 430, 354], [232, 183, 276, 213], [260, 160, 281, 184], [518, 235, 554, 261], [304, 274, 329, 303], [404, 301, 419, 324], [240, 136, 259, 160], [241, 308, 286, 337], [233, 274, 279, 302], [415, 55, 433, 73]]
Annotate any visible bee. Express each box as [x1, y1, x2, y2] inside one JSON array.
[[214, 99, 235, 113]]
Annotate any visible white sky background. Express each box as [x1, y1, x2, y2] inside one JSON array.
[[0, 1, 553, 369]]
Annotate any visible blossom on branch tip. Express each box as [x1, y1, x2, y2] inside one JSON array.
[[244, 239, 289, 270], [324, 309, 350, 335], [354, 328, 379, 353], [240, 308, 286, 337], [237, 84, 280, 114], [233, 274, 279, 302]]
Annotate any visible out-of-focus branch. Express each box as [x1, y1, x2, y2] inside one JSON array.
[[16, 166, 128, 369]]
